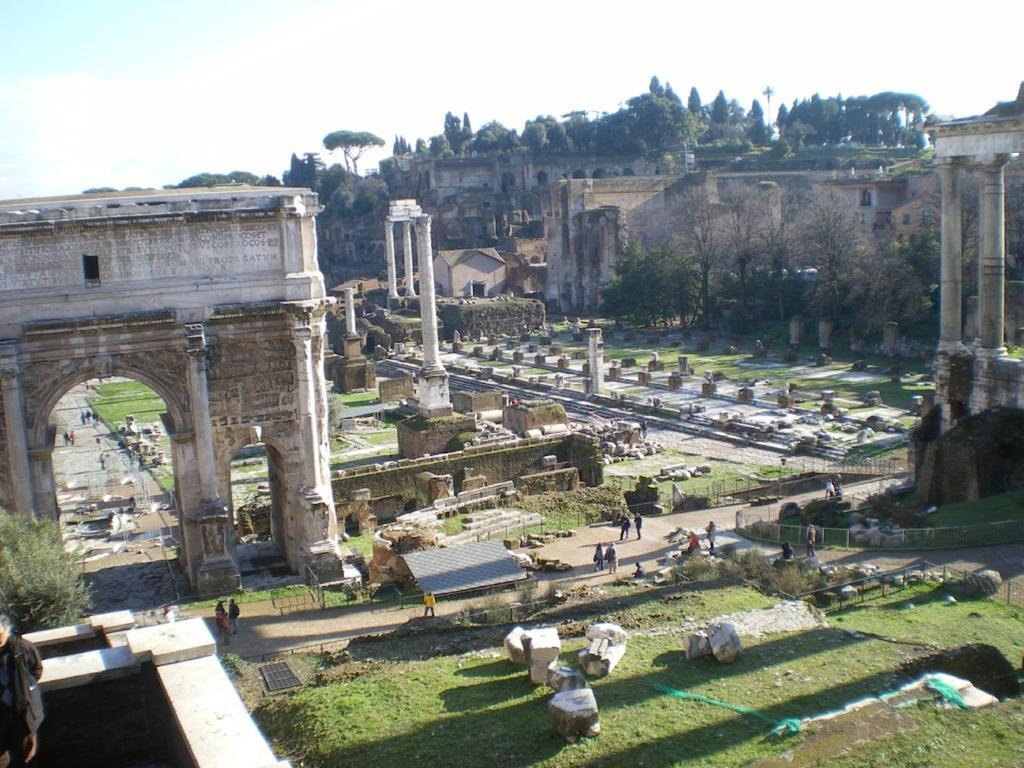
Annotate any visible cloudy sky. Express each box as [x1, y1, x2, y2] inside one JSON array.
[[1, 0, 1019, 199]]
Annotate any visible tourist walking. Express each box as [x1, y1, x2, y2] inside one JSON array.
[[806, 525, 817, 559], [633, 513, 643, 539], [214, 601, 230, 645], [68, 431, 75, 446], [0, 613, 44, 768], [825, 478, 835, 499], [228, 599, 240, 635], [606, 543, 618, 573], [593, 543, 605, 572], [705, 521, 717, 554], [619, 515, 631, 541], [422, 592, 436, 617]]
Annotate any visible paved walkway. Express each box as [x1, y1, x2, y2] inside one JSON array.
[[55, 382, 183, 611], [182, 475, 1024, 659]]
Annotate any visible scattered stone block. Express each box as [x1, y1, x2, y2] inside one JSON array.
[[708, 622, 742, 663], [549, 688, 601, 742], [522, 627, 562, 684], [547, 665, 587, 693], [684, 630, 711, 660], [504, 626, 527, 665]]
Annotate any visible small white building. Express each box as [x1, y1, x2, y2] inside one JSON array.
[[434, 248, 507, 297]]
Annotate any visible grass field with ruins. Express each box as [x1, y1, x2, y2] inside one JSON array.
[[249, 581, 1024, 767]]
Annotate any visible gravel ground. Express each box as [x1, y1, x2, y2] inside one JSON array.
[[639, 600, 828, 639]]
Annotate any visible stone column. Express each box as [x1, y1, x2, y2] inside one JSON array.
[[403, 220, 417, 297], [384, 218, 399, 302], [938, 159, 965, 351], [29, 449, 58, 520], [184, 324, 239, 593], [587, 327, 604, 395], [291, 323, 326, 491], [0, 348, 35, 518], [978, 155, 1008, 354], [414, 214, 451, 416], [290, 315, 341, 579], [184, 326, 222, 505], [417, 215, 442, 372], [344, 286, 358, 337]]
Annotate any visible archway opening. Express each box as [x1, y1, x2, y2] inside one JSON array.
[[51, 376, 182, 610], [229, 440, 295, 587]]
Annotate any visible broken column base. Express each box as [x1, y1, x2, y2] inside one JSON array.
[[549, 688, 601, 742]]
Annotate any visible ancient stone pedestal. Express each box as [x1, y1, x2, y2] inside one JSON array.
[[701, 381, 717, 397], [396, 412, 475, 458]]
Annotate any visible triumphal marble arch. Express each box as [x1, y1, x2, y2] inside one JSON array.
[[0, 187, 340, 592]]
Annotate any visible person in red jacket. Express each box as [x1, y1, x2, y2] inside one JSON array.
[[0, 613, 44, 767]]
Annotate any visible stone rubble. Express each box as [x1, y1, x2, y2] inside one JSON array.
[[503, 626, 528, 665], [522, 627, 562, 684], [548, 687, 601, 742], [547, 665, 587, 692], [577, 622, 629, 677], [708, 622, 742, 663]]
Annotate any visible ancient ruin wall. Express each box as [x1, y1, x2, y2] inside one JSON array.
[[332, 433, 603, 502], [437, 298, 545, 341]]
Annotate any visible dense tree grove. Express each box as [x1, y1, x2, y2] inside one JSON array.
[[600, 182, 941, 340], [388, 80, 932, 164]]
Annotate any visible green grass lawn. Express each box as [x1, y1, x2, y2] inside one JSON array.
[[338, 391, 381, 407], [928, 490, 1024, 527], [88, 379, 168, 428], [548, 336, 932, 412], [254, 582, 1024, 767]]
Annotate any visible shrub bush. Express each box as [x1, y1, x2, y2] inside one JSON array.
[[0, 509, 92, 631]]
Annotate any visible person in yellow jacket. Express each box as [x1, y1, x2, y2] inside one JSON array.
[[423, 592, 436, 617]]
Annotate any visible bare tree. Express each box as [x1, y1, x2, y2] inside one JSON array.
[[675, 182, 723, 328], [757, 184, 802, 321], [799, 189, 867, 322]]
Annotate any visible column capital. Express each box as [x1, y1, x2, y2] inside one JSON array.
[[0, 362, 21, 385], [976, 153, 1011, 170]]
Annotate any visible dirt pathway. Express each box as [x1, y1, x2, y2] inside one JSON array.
[[188, 476, 1024, 660]]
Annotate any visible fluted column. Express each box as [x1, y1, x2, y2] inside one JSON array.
[[403, 220, 416, 296], [937, 159, 965, 351], [184, 325, 221, 505], [291, 323, 325, 490], [0, 349, 34, 518], [384, 219, 399, 301], [978, 155, 1009, 354], [416, 215, 441, 372]]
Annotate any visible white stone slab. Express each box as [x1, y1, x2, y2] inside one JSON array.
[[125, 618, 215, 666], [38, 645, 138, 692], [89, 610, 136, 633], [158, 655, 281, 768], [24, 623, 94, 648]]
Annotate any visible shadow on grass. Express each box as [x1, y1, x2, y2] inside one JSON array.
[[441, 673, 538, 713], [300, 628, 901, 768]]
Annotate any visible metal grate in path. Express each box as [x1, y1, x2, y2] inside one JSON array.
[[260, 661, 301, 692]]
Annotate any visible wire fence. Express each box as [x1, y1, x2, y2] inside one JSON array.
[[789, 560, 1024, 610], [736, 505, 1024, 550]]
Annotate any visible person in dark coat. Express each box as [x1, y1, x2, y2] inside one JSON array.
[[0, 613, 44, 767]]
